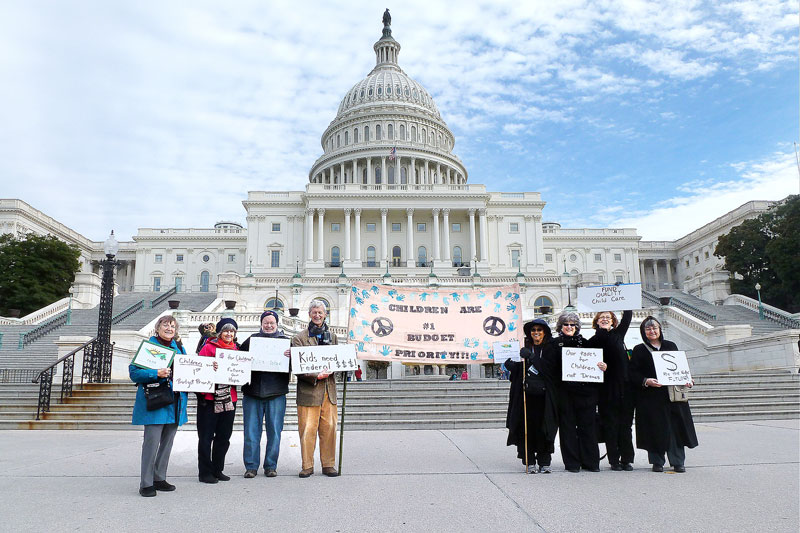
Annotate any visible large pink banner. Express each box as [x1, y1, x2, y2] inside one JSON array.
[[347, 282, 524, 364]]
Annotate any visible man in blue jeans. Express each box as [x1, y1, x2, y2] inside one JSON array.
[[239, 310, 291, 478]]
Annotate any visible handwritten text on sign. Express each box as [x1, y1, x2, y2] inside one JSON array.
[[248, 337, 291, 373], [562, 347, 604, 383], [492, 340, 521, 363], [291, 344, 359, 374], [215, 349, 253, 386], [172, 354, 215, 393], [651, 351, 692, 385], [576, 283, 642, 313]]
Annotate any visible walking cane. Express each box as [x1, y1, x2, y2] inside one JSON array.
[[338, 371, 348, 475], [522, 358, 529, 474]]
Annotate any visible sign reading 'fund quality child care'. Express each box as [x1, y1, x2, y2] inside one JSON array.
[[577, 283, 642, 313]]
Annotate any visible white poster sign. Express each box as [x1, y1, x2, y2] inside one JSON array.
[[215, 349, 253, 386], [291, 344, 359, 374], [492, 340, 521, 363], [651, 351, 693, 385], [577, 283, 642, 313], [172, 354, 215, 393], [248, 337, 291, 373], [130, 340, 175, 370], [562, 347, 604, 383]]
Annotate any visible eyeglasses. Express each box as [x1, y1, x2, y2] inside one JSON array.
[[562, 323, 577, 328], [531, 328, 546, 333]]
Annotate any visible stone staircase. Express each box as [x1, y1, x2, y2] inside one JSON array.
[[0, 292, 216, 375], [652, 289, 787, 336], [1, 371, 797, 430]]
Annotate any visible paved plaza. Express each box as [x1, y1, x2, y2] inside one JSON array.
[[1, 419, 798, 532]]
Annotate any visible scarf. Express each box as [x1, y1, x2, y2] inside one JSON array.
[[308, 322, 331, 345], [214, 338, 236, 413]]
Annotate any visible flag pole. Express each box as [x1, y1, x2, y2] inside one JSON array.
[[338, 372, 348, 475]]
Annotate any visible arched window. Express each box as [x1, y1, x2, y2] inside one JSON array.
[[331, 246, 340, 267], [411, 125, 416, 142], [453, 246, 463, 267], [344, 131, 349, 145], [376, 124, 382, 140], [388, 166, 394, 184], [534, 296, 554, 315], [417, 246, 427, 267], [388, 124, 394, 140], [265, 298, 284, 310], [392, 246, 402, 267], [337, 135, 340, 148], [399, 124, 405, 140], [200, 271, 210, 292], [400, 167, 407, 184], [366, 246, 377, 267], [364, 126, 369, 141], [354, 128, 359, 143], [375, 167, 381, 184], [421, 128, 426, 144]]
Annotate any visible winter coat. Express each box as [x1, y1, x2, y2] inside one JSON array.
[[629, 335, 698, 454], [240, 330, 291, 399], [198, 338, 239, 403], [130, 336, 189, 426], [291, 327, 339, 406], [542, 333, 597, 397], [587, 310, 632, 405]]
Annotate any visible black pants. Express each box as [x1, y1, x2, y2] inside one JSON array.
[[599, 398, 635, 466], [196, 400, 236, 477], [558, 391, 599, 470]]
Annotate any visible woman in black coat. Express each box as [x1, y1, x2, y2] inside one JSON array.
[[587, 309, 634, 471], [543, 312, 607, 473], [629, 316, 698, 472], [505, 319, 558, 473]]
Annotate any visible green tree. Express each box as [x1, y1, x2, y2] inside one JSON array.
[[0, 234, 81, 316], [715, 195, 800, 313]]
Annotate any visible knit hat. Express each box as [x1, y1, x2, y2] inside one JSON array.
[[555, 312, 581, 334], [260, 310, 279, 323], [215, 317, 238, 333]]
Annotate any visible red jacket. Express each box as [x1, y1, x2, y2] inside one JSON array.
[[198, 338, 238, 403]]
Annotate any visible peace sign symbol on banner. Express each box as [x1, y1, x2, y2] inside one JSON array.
[[483, 316, 506, 336], [371, 317, 394, 337]]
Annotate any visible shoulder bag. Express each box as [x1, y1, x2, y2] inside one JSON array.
[[144, 380, 174, 411]]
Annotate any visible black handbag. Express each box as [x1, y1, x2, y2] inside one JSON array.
[[524, 364, 546, 396], [144, 380, 174, 411]]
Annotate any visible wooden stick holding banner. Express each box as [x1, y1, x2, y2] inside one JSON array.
[[522, 354, 529, 474], [291, 343, 358, 475]]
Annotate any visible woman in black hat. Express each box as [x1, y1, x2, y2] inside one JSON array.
[[196, 317, 239, 483], [505, 318, 558, 473]]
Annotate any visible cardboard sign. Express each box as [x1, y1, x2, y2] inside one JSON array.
[[577, 283, 642, 313], [347, 282, 524, 364], [172, 354, 215, 393], [215, 348, 253, 386], [652, 350, 692, 385], [291, 344, 359, 374], [492, 340, 521, 363], [562, 347, 604, 383], [248, 337, 291, 373], [131, 340, 176, 370]]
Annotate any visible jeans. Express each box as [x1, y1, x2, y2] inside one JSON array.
[[243, 394, 287, 471]]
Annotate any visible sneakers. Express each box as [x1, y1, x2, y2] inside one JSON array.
[[322, 467, 339, 477], [139, 486, 157, 497], [527, 466, 538, 474], [299, 468, 314, 478], [622, 463, 633, 471], [214, 472, 231, 481], [539, 465, 552, 474], [244, 470, 257, 479], [265, 469, 277, 478], [652, 465, 664, 472], [153, 480, 175, 491]]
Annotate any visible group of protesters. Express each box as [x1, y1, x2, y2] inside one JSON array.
[[130, 299, 339, 497], [505, 310, 698, 474]]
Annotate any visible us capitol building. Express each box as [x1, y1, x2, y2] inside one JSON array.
[[1, 14, 772, 328]]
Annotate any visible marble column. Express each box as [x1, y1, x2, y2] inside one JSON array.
[[639, 259, 646, 289], [344, 208, 351, 261], [354, 208, 362, 262], [442, 208, 451, 262], [352, 159, 357, 185], [411, 158, 416, 185], [381, 157, 387, 186], [424, 161, 429, 184], [406, 208, 414, 267], [468, 208, 477, 266], [366, 158, 372, 185], [317, 208, 325, 264], [478, 209, 488, 263], [305, 208, 314, 262], [380, 208, 388, 266], [666, 259, 674, 288], [653, 260, 660, 290], [340, 162, 345, 184], [432, 208, 441, 261]]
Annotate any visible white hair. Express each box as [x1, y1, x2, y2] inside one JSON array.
[[308, 299, 328, 314]]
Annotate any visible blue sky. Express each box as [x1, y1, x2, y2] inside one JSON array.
[[0, 1, 797, 241]]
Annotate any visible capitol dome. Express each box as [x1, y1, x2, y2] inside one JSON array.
[[309, 11, 467, 186]]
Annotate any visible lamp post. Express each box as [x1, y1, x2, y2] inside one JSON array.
[[755, 283, 764, 320], [246, 256, 253, 277], [563, 259, 575, 310], [273, 283, 280, 312], [66, 286, 74, 326], [89, 231, 118, 383]]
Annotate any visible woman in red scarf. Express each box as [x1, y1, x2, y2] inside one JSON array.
[[196, 317, 239, 483]]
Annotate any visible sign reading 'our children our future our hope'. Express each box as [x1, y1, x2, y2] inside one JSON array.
[[576, 283, 642, 313]]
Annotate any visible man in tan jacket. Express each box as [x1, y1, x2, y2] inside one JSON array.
[[291, 299, 339, 477]]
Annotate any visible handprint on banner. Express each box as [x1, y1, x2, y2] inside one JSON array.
[[362, 289, 370, 299], [396, 294, 405, 301], [463, 338, 472, 348], [507, 293, 519, 302], [420, 292, 429, 301], [509, 322, 517, 332], [348, 331, 355, 339], [355, 296, 364, 304], [370, 304, 379, 313], [463, 293, 469, 301], [351, 286, 359, 294], [363, 335, 373, 342], [371, 285, 379, 294], [494, 303, 502, 312], [442, 297, 450, 305], [470, 353, 478, 360], [432, 292, 439, 299], [379, 345, 393, 356], [472, 340, 479, 348], [356, 342, 365, 352], [494, 291, 503, 299], [361, 320, 370, 327], [450, 292, 460, 302], [478, 292, 486, 299], [506, 303, 517, 312], [350, 308, 357, 317], [388, 289, 398, 298]]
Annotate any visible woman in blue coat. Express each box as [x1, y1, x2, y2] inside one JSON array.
[[130, 315, 189, 497]]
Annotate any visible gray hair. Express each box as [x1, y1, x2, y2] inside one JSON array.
[[308, 299, 328, 314], [642, 317, 661, 330], [154, 315, 178, 334], [555, 312, 581, 334], [218, 323, 236, 333]]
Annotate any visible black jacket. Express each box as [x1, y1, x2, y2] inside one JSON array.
[[239, 330, 291, 399], [543, 333, 598, 396], [587, 310, 632, 404]]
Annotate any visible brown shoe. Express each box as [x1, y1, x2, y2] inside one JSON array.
[[264, 469, 277, 478], [298, 468, 314, 478], [322, 467, 339, 477]]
